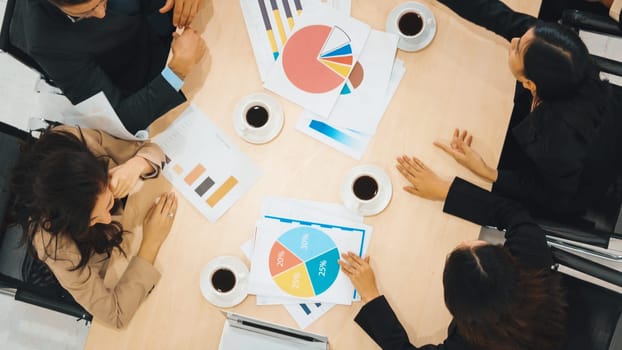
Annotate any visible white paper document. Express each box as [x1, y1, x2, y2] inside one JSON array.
[[241, 196, 370, 328], [283, 302, 336, 329], [296, 118, 372, 159], [322, 30, 399, 134], [248, 218, 365, 304], [263, 5, 371, 117], [247, 197, 371, 305], [39, 92, 141, 140], [240, 0, 351, 82], [153, 105, 261, 222], [297, 59, 406, 159]]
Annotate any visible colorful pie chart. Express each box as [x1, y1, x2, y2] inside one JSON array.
[[341, 61, 364, 95], [268, 227, 340, 298], [282, 25, 355, 94]]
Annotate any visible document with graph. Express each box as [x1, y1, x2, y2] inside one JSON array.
[[153, 105, 261, 222], [240, 0, 352, 82]]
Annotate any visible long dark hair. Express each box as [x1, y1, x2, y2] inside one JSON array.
[[523, 22, 608, 102], [443, 245, 567, 350], [10, 129, 124, 271]]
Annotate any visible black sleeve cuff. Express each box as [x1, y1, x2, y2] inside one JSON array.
[[443, 177, 492, 227]]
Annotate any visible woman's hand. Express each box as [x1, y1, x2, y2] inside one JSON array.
[[433, 129, 498, 182], [108, 157, 152, 198], [139, 192, 178, 264], [396, 155, 451, 201], [338, 252, 380, 304]]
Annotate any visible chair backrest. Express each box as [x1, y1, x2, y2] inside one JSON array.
[[562, 273, 622, 350], [0, 122, 91, 321], [560, 10, 622, 79], [0, 0, 51, 78], [0, 123, 28, 286], [561, 10, 622, 37]]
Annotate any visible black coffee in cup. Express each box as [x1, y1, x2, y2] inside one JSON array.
[[398, 11, 424, 37], [211, 268, 236, 293], [246, 105, 269, 128], [353, 175, 379, 201]]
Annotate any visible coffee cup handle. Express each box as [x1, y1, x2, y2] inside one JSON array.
[[351, 201, 361, 212]]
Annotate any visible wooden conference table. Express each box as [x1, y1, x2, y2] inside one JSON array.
[[85, 0, 540, 349]]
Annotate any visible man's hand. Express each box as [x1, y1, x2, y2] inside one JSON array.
[[338, 252, 381, 304], [168, 29, 206, 79], [434, 129, 498, 182], [160, 0, 203, 28]]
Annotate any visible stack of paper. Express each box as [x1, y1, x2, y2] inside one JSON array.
[[241, 2, 405, 159], [242, 196, 372, 328]]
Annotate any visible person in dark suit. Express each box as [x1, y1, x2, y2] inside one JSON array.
[[339, 156, 568, 350], [9, 0, 207, 133], [433, 0, 622, 216]]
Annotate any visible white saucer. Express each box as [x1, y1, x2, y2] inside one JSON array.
[[341, 165, 392, 216], [386, 2, 437, 52], [233, 93, 284, 144], [199, 256, 249, 308]]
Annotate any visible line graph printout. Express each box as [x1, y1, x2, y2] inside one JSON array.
[[240, 0, 351, 81], [153, 105, 261, 222], [263, 6, 370, 117]]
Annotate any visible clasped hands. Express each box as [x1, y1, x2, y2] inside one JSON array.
[[109, 157, 178, 263]]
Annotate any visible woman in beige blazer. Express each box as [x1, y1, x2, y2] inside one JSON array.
[[11, 125, 177, 329]]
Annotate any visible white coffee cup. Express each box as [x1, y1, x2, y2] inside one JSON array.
[[396, 9, 426, 40], [233, 93, 284, 144], [200, 256, 249, 308], [386, 2, 437, 52], [341, 165, 392, 216]]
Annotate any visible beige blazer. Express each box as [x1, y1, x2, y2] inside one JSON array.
[[32, 126, 166, 329]]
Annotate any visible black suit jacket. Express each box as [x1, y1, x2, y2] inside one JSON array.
[[9, 0, 186, 133], [354, 178, 554, 350], [439, 0, 622, 216]]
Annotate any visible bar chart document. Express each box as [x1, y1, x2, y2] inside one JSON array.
[[154, 105, 261, 222]]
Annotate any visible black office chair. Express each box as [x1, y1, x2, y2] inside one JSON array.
[[0, 0, 56, 86], [560, 9, 622, 79], [555, 253, 622, 350], [0, 121, 91, 322]]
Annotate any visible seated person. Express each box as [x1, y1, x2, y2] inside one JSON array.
[[339, 159, 567, 349], [10, 125, 177, 329], [9, 0, 206, 133], [436, 0, 622, 216]]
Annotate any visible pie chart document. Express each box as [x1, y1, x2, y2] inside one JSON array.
[[264, 5, 370, 118], [248, 215, 370, 305]]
